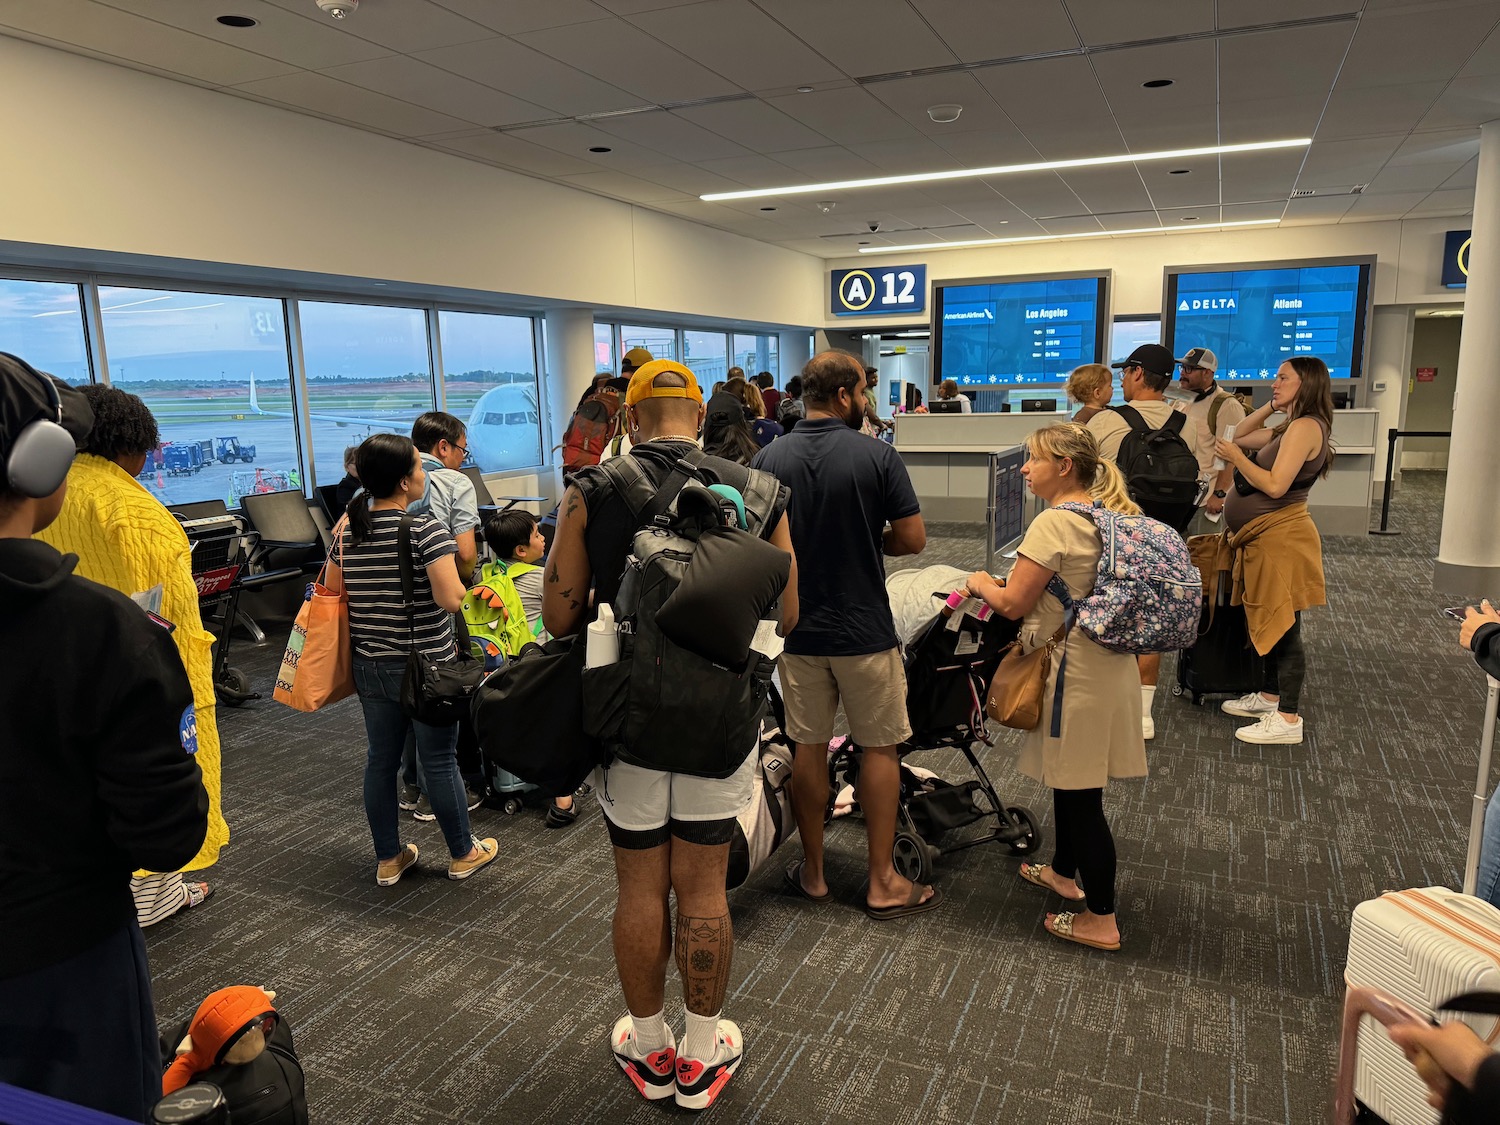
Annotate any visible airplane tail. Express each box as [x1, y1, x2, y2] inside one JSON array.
[[249, 371, 260, 413]]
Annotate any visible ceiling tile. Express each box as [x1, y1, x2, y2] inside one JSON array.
[[1138, 159, 1222, 209], [763, 146, 883, 179], [1404, 188, 1474, 216], [1036, 214, 1106, 236], [428, 0, 616, 34], [591, 110, 752, 162], [1337, 2, 1500, 89], [1281, 194, 1357, 223], [845, 136, 966, 175], [1417, 76, 1500, 130], [1316, 82, 1446, 141], [320, 55, 552, 127], [973, 56, 1120, 161], [1442, 159, 1479, 190], [94, 0, 393, 70], [260, 0, 497, 53], [1367, 162, 1470, 193], [674, 100, 831, 153], [865, 72, 1024, 138], [693, 153, 803, 187], [1221, 200, 1291, 222], [1095, 211, 1164, 232], [1217, 0, 1361, 22], [1458, 24, 1500, 77], [1294, 137, 1403, 189], [425, 130, 599, 175], [1113, 117, 1219, 153], [1094, 39, 1217, 122], [928, 129, 1043, 169], [558, 170, 691, 202], [517, 18, 742, 104], [911, 0, 1077, 64], [0, 0, 301, 85], [987, 173, 1088, 219], [634, 161, 749, 195], [1218, 149, 1309, 203], [231, 70, 474, 136], [1218, 94, 1326, 146], [1063, 0, 1213, 45], [1344, 191, 1430, 218], [415, 37, 643, 117], [512, 121, 676, 171], [1389, 129, 1481, 166], [1218, 23, 1352, 101], [751, 0, 957, 75], [627, 0, 843, 90], [1055, 166, 1154, 214], [766, 87, 920, 145], [916, 179, 1013, 207]]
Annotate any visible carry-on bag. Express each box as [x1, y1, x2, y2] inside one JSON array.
[[726, 734, 795, 890], [1174, 570, 1264, 705], [273, 521, 353, 713], [1342, 887, 1500, 1123]]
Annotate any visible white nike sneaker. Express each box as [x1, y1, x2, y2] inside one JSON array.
[[1234, 711, 1304, 745], [1221, 692, 1278, 718]]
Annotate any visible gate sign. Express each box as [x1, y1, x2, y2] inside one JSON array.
[[1443, 229, 1470, 288], [831, 264, 927, 316]]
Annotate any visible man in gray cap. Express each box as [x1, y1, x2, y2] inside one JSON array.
[[1175, 347, 1246, 528]]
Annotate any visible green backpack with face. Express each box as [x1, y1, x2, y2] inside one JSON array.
[[461, 559, 543, 664]]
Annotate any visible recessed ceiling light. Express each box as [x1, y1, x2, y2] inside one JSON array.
[[699, 138, 1311, 202], [1143, 79, 1173, 88], [1169, 168, 1190, 175], [1181, 215, 1198, 221], [857, 218, 1279, 254], [760, 206, 777, 211], [216, 15, 257, 27], [858, 241, 871, 245], [589, 146, 612, 153], [796, 85, 814, 93]]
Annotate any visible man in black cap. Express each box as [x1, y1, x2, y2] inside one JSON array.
[[0, 354, 209, 1120]]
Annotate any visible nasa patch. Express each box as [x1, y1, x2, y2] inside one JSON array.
[[179, 706, 199, 756]]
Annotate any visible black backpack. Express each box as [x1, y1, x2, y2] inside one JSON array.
[[1112, 404, 1199, 532], [158, 1012, 307, 1125]]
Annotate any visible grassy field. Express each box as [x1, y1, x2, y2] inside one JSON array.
[[118, 379, 503, 425]]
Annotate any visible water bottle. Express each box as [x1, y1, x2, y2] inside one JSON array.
[[1213, 423, 1238, 472], [586, 603, 619, 668]]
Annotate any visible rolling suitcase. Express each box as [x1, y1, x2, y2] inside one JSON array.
[[1173, 571, 1264, 705]]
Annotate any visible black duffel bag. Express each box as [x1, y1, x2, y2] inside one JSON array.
[[471, 635, 604, 797], [397, 515, 483, 726]]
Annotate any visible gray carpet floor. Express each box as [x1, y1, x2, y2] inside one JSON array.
[[145, 470, 1490, 1123]]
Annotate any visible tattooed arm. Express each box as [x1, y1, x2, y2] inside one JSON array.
[[542, 485, 592, 639]]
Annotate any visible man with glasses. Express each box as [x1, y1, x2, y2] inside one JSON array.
[[1174, 347, 1245, 532]]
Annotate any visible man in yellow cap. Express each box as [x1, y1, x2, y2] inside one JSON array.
[[544, 358, 798, 1111]]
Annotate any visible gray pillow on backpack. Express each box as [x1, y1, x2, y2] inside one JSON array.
[[656, 525, 790, 671]]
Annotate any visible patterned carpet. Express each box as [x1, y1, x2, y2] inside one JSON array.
[[145, 471, 1489, 1123]]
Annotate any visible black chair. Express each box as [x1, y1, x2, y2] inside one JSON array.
[[238, 490, 325, 640], [460, 467, 495, 507], [314, 483, 343, 525]]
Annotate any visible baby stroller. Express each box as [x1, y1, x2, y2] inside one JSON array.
[[829, 595, 1042, 886]]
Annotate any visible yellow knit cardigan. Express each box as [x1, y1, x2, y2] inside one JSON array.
[[37, 455, 228, 871]]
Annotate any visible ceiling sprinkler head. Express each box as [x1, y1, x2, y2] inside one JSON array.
[[816, 200, 837, 214], [316, 0, 358, 18]]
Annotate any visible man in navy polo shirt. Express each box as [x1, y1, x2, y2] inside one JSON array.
[[752, 351, 938, 920]]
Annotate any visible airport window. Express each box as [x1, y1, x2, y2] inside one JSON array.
[[438, 310, 541, 474], [733, 333, 777, 383], [621, 324, 677, 363], [0, 277, 93, 385], [98, 285, 299, 508], [299, 300, 434, 489], [594, 322, 615, 376], [684, 330, 728, 385]]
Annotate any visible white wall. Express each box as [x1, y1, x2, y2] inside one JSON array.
[[0, 36, 822, 329]]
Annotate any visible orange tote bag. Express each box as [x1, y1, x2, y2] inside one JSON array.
[[273, 519, 354, 712]]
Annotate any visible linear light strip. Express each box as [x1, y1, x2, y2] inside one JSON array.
[[857, 218, 1281, 255], [700, 139, 1310, 202]]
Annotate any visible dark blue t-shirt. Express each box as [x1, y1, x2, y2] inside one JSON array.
[[752, 417, 920, 656]]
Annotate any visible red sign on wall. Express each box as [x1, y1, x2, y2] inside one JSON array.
[[1416, 367, 1438, 383]]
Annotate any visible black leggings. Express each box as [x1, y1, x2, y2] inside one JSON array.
[[1261, 611, 1305, 715], [1050, 787, 1116, 917]]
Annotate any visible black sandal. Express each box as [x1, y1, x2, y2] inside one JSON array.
[[545, 800, 579, 829]]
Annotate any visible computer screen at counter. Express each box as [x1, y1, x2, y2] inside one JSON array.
[[933, 274, 1107, 386]]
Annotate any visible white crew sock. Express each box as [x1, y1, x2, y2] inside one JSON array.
[[683, 1010, 721, 1061], [630, 1010, 669, 1053], [1141, 685, 1157, 716]]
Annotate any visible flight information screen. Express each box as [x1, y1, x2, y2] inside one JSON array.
[[933, 275, 1107, 387], [1165, 262, 1371, 380]]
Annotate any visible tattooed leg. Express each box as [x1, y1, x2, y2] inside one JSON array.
[[675, 912, 733, 1016]]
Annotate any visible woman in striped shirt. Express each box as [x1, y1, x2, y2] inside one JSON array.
[[330, 434, 497, 886]]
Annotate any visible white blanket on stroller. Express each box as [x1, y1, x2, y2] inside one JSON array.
[[885, 564, 971, 646]]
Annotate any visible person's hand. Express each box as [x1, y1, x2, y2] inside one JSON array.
[[1461, 599, 1500, 649], [1206, 493, 1226, 516], [1387, 1021, 1493, 1111], [964, 571, 1000, 600], [1214, 437, 1247, 469]]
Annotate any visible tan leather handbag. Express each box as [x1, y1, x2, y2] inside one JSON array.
[[985, 626, 1064, 731]]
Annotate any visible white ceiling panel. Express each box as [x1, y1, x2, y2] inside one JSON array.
[[516, 18, 742, 104], [928, 129, 1043, 169], [558, 170, 691, 202], [865, 72, 1023, 138], [1337, 2, 1500, 89], [674, 100, 830, 153], [911, 0, 1077, 64], [415, 37, 642, 117], [1064, 0, 1214, 46], [1294, 136, 1403, 189], [763, 146, 884, 179], [594, 0, 717, 13], [0, 0, 300, 86], [1113, 117, 1219, 153], [973, 56, 1117, 161], [1221, 200, 1291, 222], [846, 136, 967, 175], [424, 130, 600, 175], [692, 153, 803, 187], [627, 1, 843, 91], [1218, 149, 1308, 203], [260, 0, 495, 53], [320, 56, 552, 128], [1316, 82, 1446, 141], [1139, 161, 1223, 209], [916, 179, 1014, 207], [1404, 189, 1475, 216], [1344, 191, 1429, 218], [1442, 159, 1479, 190], [1366, 162, 1470, 194], [1218, 23, 1353, 101], [1094, 39, 1217, 122], [1389, 130, 1482, 167], [1056, 166, 1155, 215], [1036, 214, 1107, 236], [1417, 76, 1500, 130], [232, 70, 474, 136], [428, 0, 616, 35], [638, 161, 754, 196], [988, 174, 1089, 218], [766, 87, 920, 145], [591, 110, 752, 162], [1459, 24, 1500, 78], [1217, 0, 1361, 22], [751, 0, 957, 75], [1281, 194, 1358, 223], [94, 0, 392, 70], [513, 121, 679, 172], [1218, 95, 1326, 147], [1096, 210, 1164, 232]]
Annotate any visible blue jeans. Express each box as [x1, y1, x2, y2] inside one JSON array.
[[1478, 788, 1500, 908], [353, 656, 472, 860]]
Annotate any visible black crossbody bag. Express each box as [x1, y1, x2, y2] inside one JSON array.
[[397, 514, 483, 726]]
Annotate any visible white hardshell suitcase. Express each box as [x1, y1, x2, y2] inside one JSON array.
[[1344, 887, 1500, 1124]]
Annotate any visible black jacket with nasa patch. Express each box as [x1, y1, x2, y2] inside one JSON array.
[[0, 538, 208, 976]]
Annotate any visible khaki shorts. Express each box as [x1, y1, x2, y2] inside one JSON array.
[[778, 649, 912, 748]]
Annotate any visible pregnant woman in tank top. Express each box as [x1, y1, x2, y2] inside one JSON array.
[[1212, 356, 1333, 746]]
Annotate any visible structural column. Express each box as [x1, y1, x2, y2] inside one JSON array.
[[543, 307, 596, 489], [778, 329, 811, 383], [1436, 119, 1500, 594], [1365, 305, 1414, 499]]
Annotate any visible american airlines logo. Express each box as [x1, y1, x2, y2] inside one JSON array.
[[944, 307, 994, 321]]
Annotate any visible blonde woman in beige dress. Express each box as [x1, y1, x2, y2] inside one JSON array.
[[964, 423, 1146, 951]]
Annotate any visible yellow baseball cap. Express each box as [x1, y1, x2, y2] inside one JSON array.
[[625, 360, 704, 407]]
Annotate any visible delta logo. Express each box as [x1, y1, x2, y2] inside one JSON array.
[[1177, 292, 1238, 313]]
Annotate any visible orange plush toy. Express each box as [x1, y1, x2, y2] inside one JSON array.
[[162, 986, 278, 1095]]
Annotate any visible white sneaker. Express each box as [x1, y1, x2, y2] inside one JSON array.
[[610, 1015, 677, 1102], [1221, 692, 1278, 718], [675, 1019, 744, 1111], [1234, 711, 1303, 745], [1142, 713, 1155, 740]]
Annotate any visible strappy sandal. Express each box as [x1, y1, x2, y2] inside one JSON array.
[[1045, 910, 1121, 951], [1018, 862, 1086, 901], [183, 882, 213, 909]]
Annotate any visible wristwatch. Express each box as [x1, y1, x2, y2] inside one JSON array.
[[1212, 489, 1228, 499]]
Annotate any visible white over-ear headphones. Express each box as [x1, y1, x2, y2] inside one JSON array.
[[2, 352, 77, 499]]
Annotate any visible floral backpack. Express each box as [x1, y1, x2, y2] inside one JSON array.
[[1050, 500, 1201, 655]]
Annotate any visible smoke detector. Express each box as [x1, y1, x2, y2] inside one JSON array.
[[316, 0, 357, 18], [927, 104, 963, 124]]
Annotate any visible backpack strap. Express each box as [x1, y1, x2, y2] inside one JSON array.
[[396, 513, 418, 649], [597, 446, 705, 528], [1206, 389, 1233, 437], [738, 467, 788, 541], [1112, 404, 1147, 434]]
